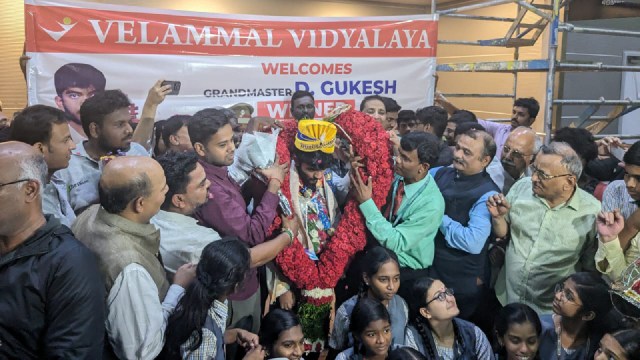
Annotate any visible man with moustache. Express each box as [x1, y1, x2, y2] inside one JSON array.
[[291, 90, 316, 121], [153, 150, 295, 278], [429, 129, 500, 323], [595, 141, 640, 281], [0, 142, 105, 359], [10, 105, 77, 226], [488, 142, 600, 314], [190, 108, 290, 339], [51, 90, 149, 215], [487, 126, 539, 194], [351, 132, 445, 296]]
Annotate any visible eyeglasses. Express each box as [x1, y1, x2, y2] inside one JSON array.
[[554, 283, 581, 305], [531, 165, 573, 181], [502, 146, 531, 160], [0, 178, 30, 188], [426, 288, 454, 306]]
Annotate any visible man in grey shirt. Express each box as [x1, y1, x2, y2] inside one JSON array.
[[10, 105, 77, 227], [52, 90, 149, 215]]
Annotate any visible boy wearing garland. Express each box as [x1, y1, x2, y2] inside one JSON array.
[[267, 119, 342, 354]]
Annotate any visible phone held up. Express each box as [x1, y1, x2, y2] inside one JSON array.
[[161, 80, 181, 95]]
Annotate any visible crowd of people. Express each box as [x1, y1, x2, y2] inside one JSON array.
[[1, 78, 640, 360]]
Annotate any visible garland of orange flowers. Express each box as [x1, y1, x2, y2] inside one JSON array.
[[268, 110, 394, 302]]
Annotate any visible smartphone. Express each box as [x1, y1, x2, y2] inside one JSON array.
[[161, 80, 181, 95], [611, 146, 626, 161]]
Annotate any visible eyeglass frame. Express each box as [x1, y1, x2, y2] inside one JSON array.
[[530, 164, 574, 181], [554, 283, 581, 306], [502, 145, 532, 160], [0, 178, 31, 188], [425, 288, 455, 306]]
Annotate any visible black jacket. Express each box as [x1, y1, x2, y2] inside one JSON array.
[[0, 216, 105, 359]]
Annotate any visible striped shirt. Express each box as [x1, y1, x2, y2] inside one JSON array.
[[601, 180, 637, 217]]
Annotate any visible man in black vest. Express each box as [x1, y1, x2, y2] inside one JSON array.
[[429, 128, 499, 326]]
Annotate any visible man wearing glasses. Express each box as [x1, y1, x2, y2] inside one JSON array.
[[595, 141, 640, 281], [488, 126, 539, 194], [0, 142, 105, 359], [487, 142, 600, 314]]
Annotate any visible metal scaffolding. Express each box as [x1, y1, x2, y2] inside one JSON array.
[[433, 0, 640, 143]]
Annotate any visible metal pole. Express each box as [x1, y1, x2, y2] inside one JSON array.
[[438, 40, 502, 46], [442, 93, 515, 98], [431, 0, 436, 14], [436, 0, 514, 15], [559, 24, 640, 38], [543, 0, 560, 145], [439, 13, 515, 22], [557, 63, 640, 72], [553, 99, 640, 105]]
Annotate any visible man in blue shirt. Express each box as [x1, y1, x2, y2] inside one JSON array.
[[429, 128, 499, 326]]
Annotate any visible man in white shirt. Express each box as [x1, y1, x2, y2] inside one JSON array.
[[153, 149, 299, 282], [72, 156, 196, 359], [152, 150, 220, 275]]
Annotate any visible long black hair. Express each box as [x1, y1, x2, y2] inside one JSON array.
[[408, 277, 467, 359], [493, 303, 542, 360], [161, 237, 250, 358], [349, 297, 391, 356], [358, 246, 400, 299], [259, 309, 302, 357], [563, 272, 612, 330]]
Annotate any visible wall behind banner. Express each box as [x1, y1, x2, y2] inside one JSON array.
[[0, 0, 547, 132]]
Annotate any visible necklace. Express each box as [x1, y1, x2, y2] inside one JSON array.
[[554, 314, 590, 360]]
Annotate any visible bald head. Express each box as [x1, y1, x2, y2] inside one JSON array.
[[502, 127, 538, 180], [98, 156, 167, 223], [100, 156, 157, 192], [0, 142, 48, 240], [0, 141, 48, 189]]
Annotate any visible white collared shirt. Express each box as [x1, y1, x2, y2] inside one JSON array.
[[151, 210, 221, 274]]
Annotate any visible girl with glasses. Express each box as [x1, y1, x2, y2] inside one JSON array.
[[405, 277, 493, 359], [538, 272, 612, 359], [329, 247, 408, 355], [493, 303, 542, 360]]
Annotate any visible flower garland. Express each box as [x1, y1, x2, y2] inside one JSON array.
[[268, 110, 394, 297]]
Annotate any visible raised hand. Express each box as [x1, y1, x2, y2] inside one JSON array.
[[596, 209, 625, 243], [146, 79, 172, 107], [350, 167, 372, 204], [256, 155, 289, 191], [486, 193, 511, 218]]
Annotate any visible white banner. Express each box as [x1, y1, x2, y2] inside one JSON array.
[[26, 0, 438, 120]]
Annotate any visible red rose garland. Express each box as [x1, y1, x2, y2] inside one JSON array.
[[268, 110, 394, 297]]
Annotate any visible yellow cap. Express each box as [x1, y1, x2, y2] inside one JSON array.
[[294, 119, 337, 154]]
